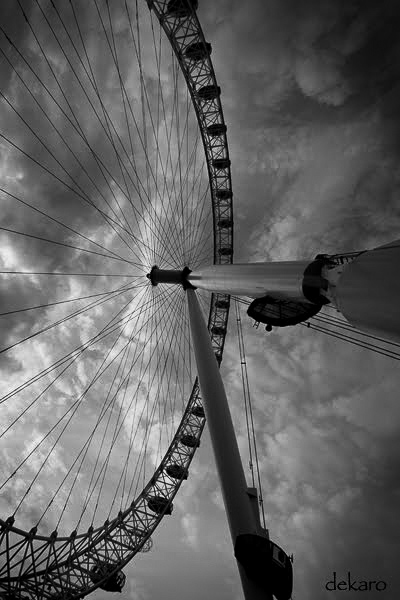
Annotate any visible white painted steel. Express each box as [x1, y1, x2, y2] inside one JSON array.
[[186, 289, 271, 600], [188, 262, 313, 301], [334, 240, 400, 344]]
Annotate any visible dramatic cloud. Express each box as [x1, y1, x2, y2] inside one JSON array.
[[1, 1, 400, 600]]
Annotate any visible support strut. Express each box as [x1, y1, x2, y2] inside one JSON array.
[[146, 265, 194, 288], [186, 288, 273, 600]]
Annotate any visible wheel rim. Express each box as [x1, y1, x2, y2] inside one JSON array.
[[0, 0, 232, 596]]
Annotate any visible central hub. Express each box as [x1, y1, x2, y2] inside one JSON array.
[[146, 266, 194, 289]]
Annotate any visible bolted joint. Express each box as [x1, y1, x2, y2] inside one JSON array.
[[146, 266, 195, 289]]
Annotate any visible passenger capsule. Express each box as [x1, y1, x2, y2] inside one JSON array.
[[197, 84, 221, 101], [166, 0, 198, 17], [191, 404, 205, 418], [217, 218, 233, 229], [212, 158, 231, 169], [184, 41, 212, 61], [180, 433, 200, 448], [147, 495, 173, 515], [166, 463, 188, 480], [215, 299, 229, 309], [90, 562, 126, 593], [207, 123, 227, 137], [51, 593, 75, 600], [211, 325, 225, 335], [216, 189, 232, 200]]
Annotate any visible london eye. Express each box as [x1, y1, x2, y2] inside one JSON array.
[[1, 1, 399, 599], [0, 0, 233, 596]]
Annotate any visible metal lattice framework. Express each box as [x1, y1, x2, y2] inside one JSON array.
[[0, 0, 233, 597]]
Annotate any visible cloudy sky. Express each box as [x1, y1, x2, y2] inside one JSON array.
[[1, 1, 400, 599]]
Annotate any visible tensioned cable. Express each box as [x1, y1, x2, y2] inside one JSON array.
[[15, 284, 151, 525], [127, 287, 190, 502], [134, 0, 153, 261], [0, 285, 153, 501], [9, 286, 167, 521], [0, 46, 138, 261], [153, 47, 190, 265], [151, 287, 177, 466], [0, 270, 139, 276], [83, 286, 159, 527], [0, 131, 153, 271], [87, 285, 183, 523], [0, 0, 220, 584], [146, 30, 189, 264], [0, 282, 148, 438], [0, 280, 150, 408], [0, 290, 148, 450], [185, 133, 204, 266], [0, 25, 174, 270], [0, 279, 147, 356], [73, 287, 175, 527], [76, 285, 159, 527], [25, 0, 151, 263], [163, 56, 193, 266], [3, 285, 169, 517], [38, 1, 137, 240], [186, 174, 210, 266], [115, 287, 177, 510], [234, 299, 267, 530], [87, 0, 192, 267], [28, 0, 136, 235], [231, 296, 400, 361], [187, 186, 214, 267], [0, 226, 139, 265], [3, 0, 209, 268], [147, 8, 186, 264], [301, 321, 400, 361], [0, 112, 148, 270], [89, 0, 153, 262], [315, 311, 400, 348], [105, 287, 186, 519], [157, 286, 190, 417], [164, 131, 206, 264], [96, 0, 146, 243], [93, 284, 163, 520], [151, 287, 188, 446], [108, 288, 171, 517], [90, 0, 167, 258], [1, 25, 172, 273], [0, 39, 151, 269], [41, 286, 178, 529], [0, 283, 144, 318], [0, 187, 134, 266]]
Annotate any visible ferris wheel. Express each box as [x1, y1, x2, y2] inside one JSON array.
[[0, 0, 234, 596], [1, 2, 400, 600]]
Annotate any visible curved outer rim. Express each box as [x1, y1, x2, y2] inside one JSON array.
[[0, 1, 234, 597]]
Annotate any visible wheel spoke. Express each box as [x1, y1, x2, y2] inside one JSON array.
[[0, 0, 232, 595]]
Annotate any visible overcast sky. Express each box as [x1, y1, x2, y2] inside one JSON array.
[[120, 2, 400, 599], [1, 1, 400, 600]]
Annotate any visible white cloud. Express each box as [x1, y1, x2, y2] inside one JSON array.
[[326, 486, 361, 514], [181, 512, 199, 550], [294, 50, 351, 106]]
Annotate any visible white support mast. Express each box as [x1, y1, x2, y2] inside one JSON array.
[[187, 239, 400, 344], [147, 237, 400, 600], [186, 288, 273, 600]]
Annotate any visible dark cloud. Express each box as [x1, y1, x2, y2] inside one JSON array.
[[0, 2, 399, 600]]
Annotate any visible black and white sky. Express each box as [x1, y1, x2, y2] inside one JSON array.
[[1, 1, 400, 599]]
